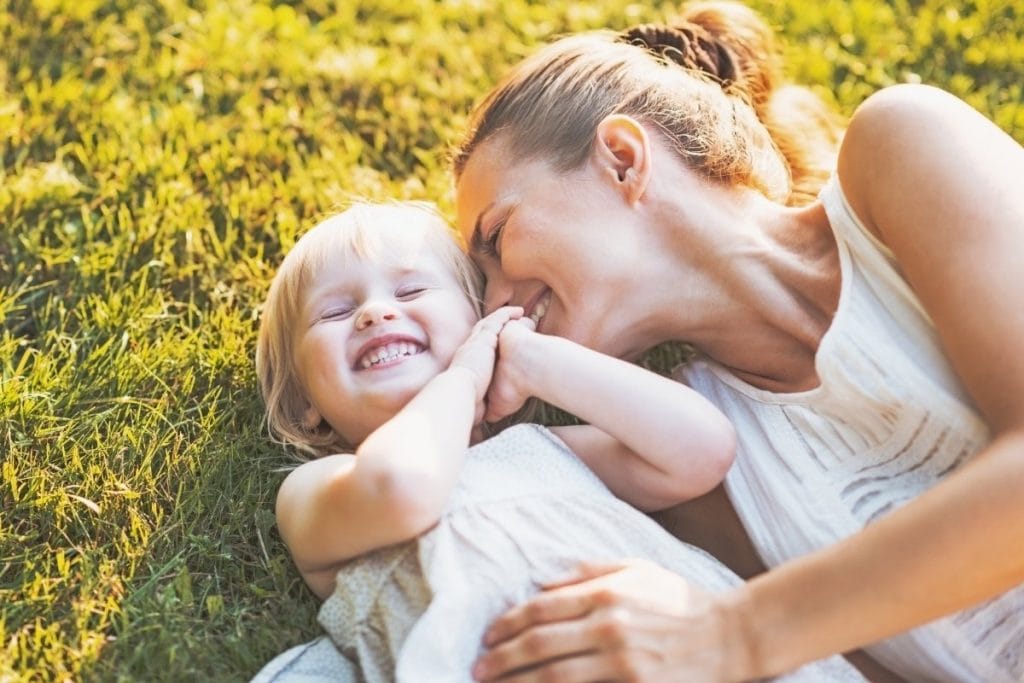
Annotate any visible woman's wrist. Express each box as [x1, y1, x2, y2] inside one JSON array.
[[720, 576, 819, 681], [716, 583, 764, 682]]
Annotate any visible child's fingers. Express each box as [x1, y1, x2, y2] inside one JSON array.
[[504, 316, 536, 333], [473, 306, 522, 336], [486, 305, 523, 325], [451, 308, 524, 390], [466, 308, 524, 352], [499, 315, 540, 339]]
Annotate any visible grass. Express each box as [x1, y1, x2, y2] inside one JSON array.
[[2, 0, 1022, 680]]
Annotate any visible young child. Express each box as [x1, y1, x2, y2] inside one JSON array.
[[250, 202, 862, 682]]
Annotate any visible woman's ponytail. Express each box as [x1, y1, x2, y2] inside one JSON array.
[[620, 1, 845, 205]]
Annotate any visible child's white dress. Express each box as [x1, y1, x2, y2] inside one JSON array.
[[252, 424, 863, 682]]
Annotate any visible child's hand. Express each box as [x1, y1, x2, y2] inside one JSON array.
[[449, 306, 522, 404], [485, 317, 539, 423]]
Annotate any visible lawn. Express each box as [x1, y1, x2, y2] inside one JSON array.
[[2, 0, 1022, 680]]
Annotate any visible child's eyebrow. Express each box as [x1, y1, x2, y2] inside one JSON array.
[[390, 265, 441, 279], [301, 281, 353, 309]]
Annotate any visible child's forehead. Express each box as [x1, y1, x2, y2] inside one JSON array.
[[349, 244, 438, 274], [339, 222, 440, 266], [303, 218, 452, 281]]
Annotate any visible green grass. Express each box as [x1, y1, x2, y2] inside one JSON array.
[[2, 0, 1022, 680]]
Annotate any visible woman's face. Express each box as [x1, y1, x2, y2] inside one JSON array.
[[455, 141, 653, 358]]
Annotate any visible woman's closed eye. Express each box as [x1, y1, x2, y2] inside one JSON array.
[[479, 219, 506, 259]]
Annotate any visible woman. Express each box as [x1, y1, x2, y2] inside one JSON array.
[[452, 2, 1024, 681]]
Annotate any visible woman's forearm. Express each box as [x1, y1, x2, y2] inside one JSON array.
[[730, 429, 1024, 678]]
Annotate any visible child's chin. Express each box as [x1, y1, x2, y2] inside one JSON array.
[[378, 374, 435, 405]]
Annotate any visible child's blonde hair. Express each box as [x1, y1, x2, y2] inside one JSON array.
[[256, 201, 483, 458]]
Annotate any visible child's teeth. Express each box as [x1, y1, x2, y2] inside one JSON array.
[[358, 342, 425, 368]]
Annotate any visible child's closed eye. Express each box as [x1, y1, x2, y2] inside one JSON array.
[[319, 306, 355, 321], [396, 286, 428, 300]]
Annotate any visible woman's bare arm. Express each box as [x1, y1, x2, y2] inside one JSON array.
[[738, 82, 1024, 676], [472, 86, 1024, 681]]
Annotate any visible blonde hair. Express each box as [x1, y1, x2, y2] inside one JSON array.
[[453, 1, 843, 207], [255, 201, 483, 458]]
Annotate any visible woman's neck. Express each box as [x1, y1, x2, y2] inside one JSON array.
[[640, 185, 840, 391]]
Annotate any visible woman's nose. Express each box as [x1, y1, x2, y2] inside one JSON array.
[[355, 301, 399, 331], [482, 272, 514, 313]]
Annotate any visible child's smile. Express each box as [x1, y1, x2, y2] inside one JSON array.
[[354, 335, 428, 371]]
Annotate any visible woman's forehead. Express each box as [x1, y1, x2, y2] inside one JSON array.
[[456, 148, 528, 237], [457, 151, 576, 236]]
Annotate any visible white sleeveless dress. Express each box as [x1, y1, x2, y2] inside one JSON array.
[[679, 175, 1024, 682], [251, 423, 862, 682]]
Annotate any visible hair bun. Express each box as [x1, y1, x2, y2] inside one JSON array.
[[619, 23, 737, 88]]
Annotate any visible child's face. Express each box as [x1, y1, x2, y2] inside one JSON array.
[[292, 223, 479, 445]]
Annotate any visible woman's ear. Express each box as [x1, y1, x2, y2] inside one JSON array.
[[594, 114, 651, 206]]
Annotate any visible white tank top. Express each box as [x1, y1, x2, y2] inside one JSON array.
[[679, 175, 1022, 682]]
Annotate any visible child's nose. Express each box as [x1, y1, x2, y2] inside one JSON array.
[[355, 302, 399, 330]]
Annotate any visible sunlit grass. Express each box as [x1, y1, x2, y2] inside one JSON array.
[[2, 0, 1021, 679]]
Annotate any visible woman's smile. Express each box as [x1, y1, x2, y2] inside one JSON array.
[[526, 289, 551, 329]]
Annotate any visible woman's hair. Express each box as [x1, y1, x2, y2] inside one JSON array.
[[256, 201, 483, 458], [453, 1, 844, 207]]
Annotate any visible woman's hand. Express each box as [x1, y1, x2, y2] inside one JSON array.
[[472, 559, 747, 683], [484, 316, 539, 422]]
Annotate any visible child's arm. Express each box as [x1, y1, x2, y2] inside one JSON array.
[[277, 307, 521, 598], [489, 320, 735, 512]]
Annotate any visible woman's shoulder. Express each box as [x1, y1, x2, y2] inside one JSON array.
[[852, 82, 958, 116], [837, 84, 999, 246], [844, 83, 968, 144], [838, 85, 954, 187]]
